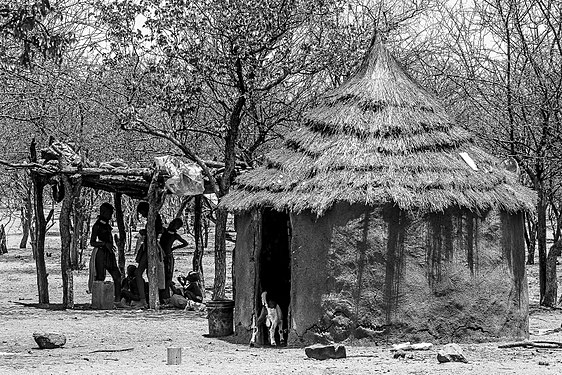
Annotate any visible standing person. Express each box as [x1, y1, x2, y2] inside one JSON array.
[[134, 201, 164, 308], [90, 202, 124, 308], [159, 218, 189, 299]]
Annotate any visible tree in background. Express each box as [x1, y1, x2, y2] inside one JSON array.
[[0, 0, 72, 66], [0, 1, 173, 305], [96, 0, 442, 299], [427, 0, 562, 306], [97, 0, 336, 299], [12, 0, 542, 308]]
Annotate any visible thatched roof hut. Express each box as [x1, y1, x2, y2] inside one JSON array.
[[223, 34, 535, 345], [223, 35, 533, 214]]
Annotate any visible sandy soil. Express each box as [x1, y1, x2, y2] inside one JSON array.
[[1, 227, 562, 374]]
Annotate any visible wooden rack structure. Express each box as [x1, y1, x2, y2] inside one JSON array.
[[2, 139, 217, 310]]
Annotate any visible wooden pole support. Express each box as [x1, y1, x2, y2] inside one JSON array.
[[167, 347, 182, 365], [114, 193, 127, 279], [147, 172, 165, 310]]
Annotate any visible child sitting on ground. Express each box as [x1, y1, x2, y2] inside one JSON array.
[[120, 265, 149, 306], [176, 271, 204, 303]]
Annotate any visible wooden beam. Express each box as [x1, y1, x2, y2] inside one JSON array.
[[82, 179, 149, 190], [25, 165, 152, 178], [58, 167, 153, 177], [0, 159, 53, 171], [2, 156, 245, 176]]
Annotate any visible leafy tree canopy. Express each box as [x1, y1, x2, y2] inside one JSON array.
[[1, 0, 73, 66]]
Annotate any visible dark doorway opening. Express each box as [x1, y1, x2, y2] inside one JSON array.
[[257, 208, 291, 345]]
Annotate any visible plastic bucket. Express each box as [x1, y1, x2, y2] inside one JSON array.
[[206, 300, 235, 337]]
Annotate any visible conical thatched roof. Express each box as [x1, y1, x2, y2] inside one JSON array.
[[221, 35, 535, 215]]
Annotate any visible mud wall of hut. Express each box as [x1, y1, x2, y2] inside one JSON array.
[[233, 203, 529, 345], [289, 202, 528, 344], [233, 211, 260, 341]]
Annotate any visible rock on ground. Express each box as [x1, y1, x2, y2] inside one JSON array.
[[305, 344, 346, 360], [437, 343, 468, 363], [33, 332, 66, 349]]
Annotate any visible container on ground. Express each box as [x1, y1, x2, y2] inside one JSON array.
[[206, 300, 235, 337], [91, 281, 114, 309]]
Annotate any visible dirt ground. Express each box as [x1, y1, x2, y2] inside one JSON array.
[[1, 227, 562, 374]]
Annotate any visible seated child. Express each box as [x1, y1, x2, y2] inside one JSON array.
[[121, 265, 149, 305], [176, 271, 203, 303]]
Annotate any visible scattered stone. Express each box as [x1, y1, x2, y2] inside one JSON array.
[[393, 350, 406, 359], [539, 361, 550, 366], [305, 344, 346, 360], [391, 342, 433, 351], [437, 343, 468, 363], [33, 332, 66, 349]]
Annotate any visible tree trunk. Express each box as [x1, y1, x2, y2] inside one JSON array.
[[127, 213, 133, 254], [525, 212, 537, 265], [29, 198, 37, 260], [114, 193, 127, 279], [20, 210, 29, 248], [193, 195, 205, 294], [32, 174, 49, 305], [203, 207, 209, 248], [70, 179, 83, 270], [0, 224, 7, 255], [81, 205, 92, 263], [19, 195, 32, 249], [538, 189, 548, 304], [542, 240, 562, 307], [176, 196, 191, 218], [232, 220, 236, 302], [60, 176, 74, 309], [213, 207, 228, 300], [147, 173, 165, 310], [212, 89, 245, 300]]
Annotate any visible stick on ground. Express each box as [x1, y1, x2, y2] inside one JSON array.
[[90, 347, 134, 353], [498, 341, 562, 349]]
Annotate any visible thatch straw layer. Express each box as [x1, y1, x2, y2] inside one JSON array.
[[222, 35, 535, 215]]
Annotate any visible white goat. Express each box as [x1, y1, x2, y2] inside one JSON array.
[[249, 291, 284, 346]]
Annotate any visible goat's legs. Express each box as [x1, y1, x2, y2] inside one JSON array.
[[269, 321, 278, 346]]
